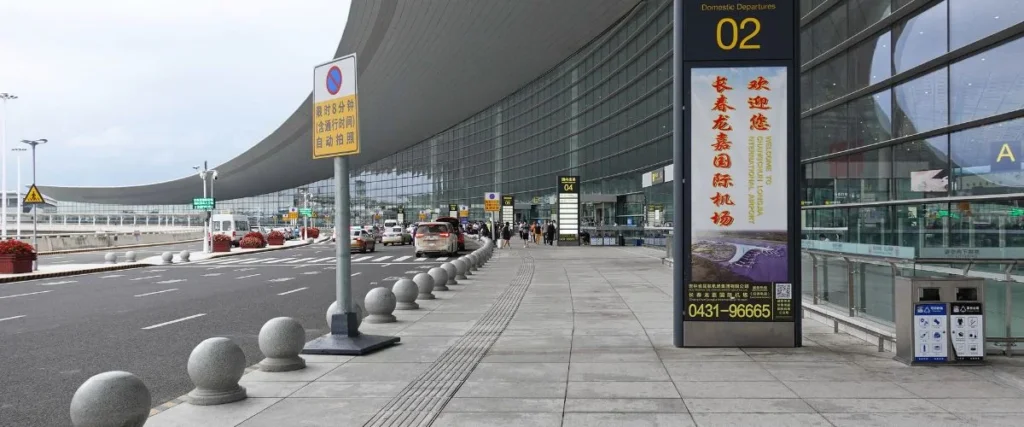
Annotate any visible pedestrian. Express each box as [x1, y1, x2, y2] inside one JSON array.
[[520, 222, 530, 248], [534, 221, 543, 243], [501, 222, 512, 249], [545, 221, 556, 245]]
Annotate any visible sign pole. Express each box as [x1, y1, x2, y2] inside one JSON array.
[[672, 0, 685, 348], [335, 156, 352, 316]]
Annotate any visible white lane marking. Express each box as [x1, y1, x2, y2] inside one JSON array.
[[235, 268, 255, 272], [141, 313, 206, 330], [39, 280, 78, 286], [155, 279, 186, 284], [277, 287, 308, 296], [352, 256, 373, 262], [302, 271, 320, 275], [237, 274, 261, 279], [381, 264, 391, 267], [0, 315, 26, 322], [238, 258, 271, 264], [405, 271, 420, 274], [383, 276, 403, 281], [0, 290, 52, 300], [371, 256, 392, 262], [150, 269, 167, 272], [273, 258, 296, 263], [436, 257, 448, 261], [285, 257, 316, 264], [99, 274, 125, 278], [268, 277, 294, 282], [312, 257, 335, 263], [217, 259, 245, 265], [393, 256, 412, 262], [131, 276, 161, 281], [351, 272, 361, 277], [416, 258, 427, 261], [134, 288, 178, 297], [201, 273, 222, 277]]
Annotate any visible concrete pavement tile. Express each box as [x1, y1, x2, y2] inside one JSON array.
[[299, 354, 353, 364], [467, 363, 569, 382], [570, 348, 661, 363], [823, 413, 965, 427], [567, 381, 680, 398], [290, 381, 410, 398], [674, 381, 796, 399], [564, 398, 689, 413], [896, 380, 1024, 398], [511, 311, 574, 321], [236, 381, 308, 398], [145, 398, 281, 427], [689, 413, 832, 426], [455, 381, 567, 398], [321, 362, 431, 382], [500, 328, 574, 337], [573, 311, 637, 321], [952, 413, 1024, 426], [431, 412, 562, 427], [568, 362, 671, 382], [444, 398, 564, 412], [492, 335, 572, 350], [571, 335, 653, 349], [656, 347, 753, 362], [481, 351, 571, 363], [357, 344, 448, 363], [664, 361, 777, 382], [506, 320, 575, 329], [236, 398, 388, 427], [398, 322, 474, 336], [783, 381, 915, 398], [683, 398, 815, 413], [561, 413, 696, 427], [762, 367, 888, 382], [805, 398, 945, 413], [864, 366, 986, 382], [242, 362, 339, 382], [416, 312, 484, 322], [928, 398, 1024, 413]]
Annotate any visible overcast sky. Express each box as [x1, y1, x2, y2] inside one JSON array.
[[0, 0, 349, 188]]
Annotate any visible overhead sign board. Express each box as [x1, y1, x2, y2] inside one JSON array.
[[447, 204, 459, 219], [556, 176, 580, 246], [192, 197, 215, 211], [677, 0, 800, 348], [312, 54, 360, 159], [23, 185, 44, 205], [501, 196, 514, 225], [299, 208, 313, 217], [484, 192, 500, 212]]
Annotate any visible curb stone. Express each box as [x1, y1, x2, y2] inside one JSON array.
[[0, 263, 151, 284], [38, 239, 204, 256]]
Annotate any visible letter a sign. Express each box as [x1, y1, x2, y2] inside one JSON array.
[[23, 185, 44, 205]]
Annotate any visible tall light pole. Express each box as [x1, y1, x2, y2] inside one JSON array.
[[195, 164, 208, 253], [21, 138, 45, 271], [1, 93, 18, 239], [12, 148, 25, 238]]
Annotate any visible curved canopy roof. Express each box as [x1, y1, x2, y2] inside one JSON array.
[[41, 0, 640, 205]]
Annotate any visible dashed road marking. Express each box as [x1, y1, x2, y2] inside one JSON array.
[[134, 288, 178, 297], [277, 287, 307, 296], [0, 290, 52, 300], [141, 313, 206, 330], [236, 274, 261, 279]]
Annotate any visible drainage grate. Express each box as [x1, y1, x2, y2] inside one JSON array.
[[363, 256, 535, 427]]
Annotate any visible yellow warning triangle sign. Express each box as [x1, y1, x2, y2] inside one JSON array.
[[23, 185, 44, 204]]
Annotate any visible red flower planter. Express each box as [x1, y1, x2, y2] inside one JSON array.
[[212, 241, 232, 253], [267, 236, 285, 246], [0, 253, 35, 274]]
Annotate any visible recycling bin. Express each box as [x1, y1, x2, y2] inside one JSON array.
[[894, 275, 985, 365]]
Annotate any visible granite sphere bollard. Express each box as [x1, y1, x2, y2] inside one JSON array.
[[124, 251, 136, 263], [160, 251, 174, 265], [462, 256, 475, 275], [70, 371, 150, 427], [413, 272, 435, 300], [307, 238, 315, 244], [393, 278, 419, 310], [257, 317, 306, 372], [103, 252, 117, 264], [441, 262, 459, 286], [428, 267, 449, 291], [468, 253, 480, 270], [179, 250, 191, 263], [453, 258, 469, 280], [326, 300, 365, 330], [364, 287, 397, 323], [186, 337, 247, 405]]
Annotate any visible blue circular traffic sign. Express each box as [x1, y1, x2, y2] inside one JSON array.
[[326, 66, 342, 95]]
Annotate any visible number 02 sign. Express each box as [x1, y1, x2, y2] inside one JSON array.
[[682, 1, 794, 62]]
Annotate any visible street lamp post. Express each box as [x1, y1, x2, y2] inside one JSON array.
[[12, 148, 25, 239], [1, 92, 19, 239], [20, 138, 46, 271]]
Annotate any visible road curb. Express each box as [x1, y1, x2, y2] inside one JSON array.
[[149, 364, 262, 417], [38, 239, 203, 256], [197, 240, 316, 261], [0, 263, 151, 284]]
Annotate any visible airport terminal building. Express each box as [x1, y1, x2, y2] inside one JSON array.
[[39, 0, 1024, 351]]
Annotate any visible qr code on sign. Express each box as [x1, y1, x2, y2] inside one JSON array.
[[775, 283, 792, 299]]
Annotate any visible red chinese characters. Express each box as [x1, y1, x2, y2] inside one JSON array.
[[750, 113, 770, 131], [711, 211, 735, 227], [712, 132, 731, 151], [712, 95, 735, 112], [710, 192, 735, 207], [712, 76, 733, 93], [712, 173, 734, 188], [709, 76, 736, 227], [712, 153, 732, 168], [712, 114, 733, 131], [748, 76, 771, 91], [748, 95, 771, 110]]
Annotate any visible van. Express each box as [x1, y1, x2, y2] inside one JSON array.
[[211, 214, 250, 246], [383, 219, 399, 228]]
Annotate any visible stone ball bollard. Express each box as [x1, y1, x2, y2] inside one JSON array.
[[124, 251, 136, 263], [186, 337, 247, 405], [364, 287, 397, 323], [452, 258, 468, 280], [461, 256, 475, 275], [103, 252, 117, 264], [441, 262, 459, 286], [326, 300, 365, 331], [70, 371, 150, 427], [179, 250, 191, 263], [160, 251, 174, 265], [393, 278, 419, 310], [257, 317, 306, 372], [307, 238, 315, 244], [468, 253, 480, 270], [413, 272, 435, 300], [428, 267, 449, 292]]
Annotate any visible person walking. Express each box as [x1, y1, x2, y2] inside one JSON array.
[[545, 221, 556, 246], [534, 221, 543, 244], [520, 221, 530, 248], [501, 221, 512, 249]]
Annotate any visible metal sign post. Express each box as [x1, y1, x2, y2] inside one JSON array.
[[302, 53, 398, 355], [674, 0, 801, 348]]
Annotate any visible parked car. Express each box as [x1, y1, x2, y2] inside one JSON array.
[[382, 226, 412, 246], [433, 216, 465, 252], [414, 222, 458, 257], [211, 214, 250, 247], [350, 229, 376, 253]]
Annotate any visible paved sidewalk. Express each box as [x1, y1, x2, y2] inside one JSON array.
[[147, 245, 1024, 427]]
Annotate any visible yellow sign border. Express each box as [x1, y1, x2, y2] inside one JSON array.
[[23, 184, 44, 204]]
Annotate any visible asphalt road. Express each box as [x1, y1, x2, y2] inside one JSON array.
[[0, 240, 469, 427], [37, 241, 205, 265]]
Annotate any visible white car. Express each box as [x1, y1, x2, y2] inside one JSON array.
[[414, 222, 458, 257], [381, 226, 412, 246]]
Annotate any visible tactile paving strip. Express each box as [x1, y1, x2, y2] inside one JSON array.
[[363, 255, 535, 427]]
